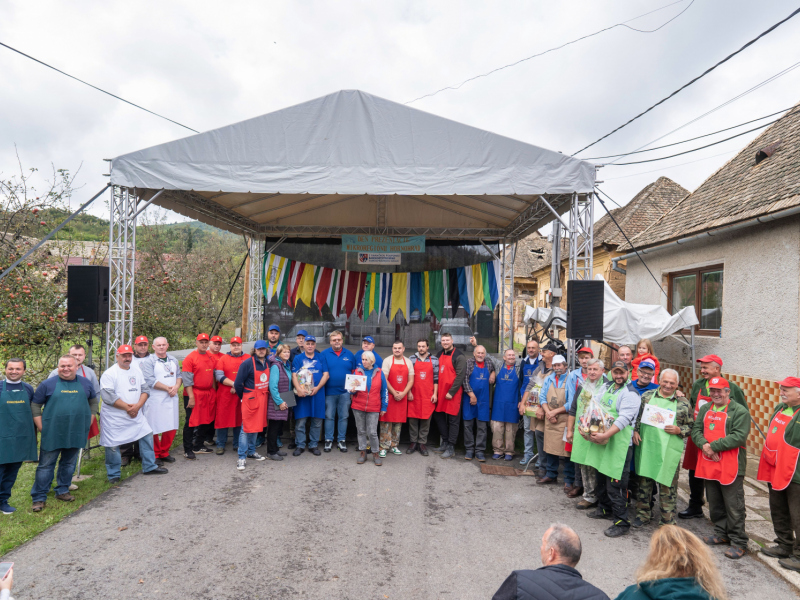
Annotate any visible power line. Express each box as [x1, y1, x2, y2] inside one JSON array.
[[602, 149, 736, 180], [585, 105, 792, 160], [0, 40, 199, 133], [572, 7, 800, 156], [405, 0, 694, 105]]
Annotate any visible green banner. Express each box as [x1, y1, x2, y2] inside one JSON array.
[[341, 234, 425, 253]]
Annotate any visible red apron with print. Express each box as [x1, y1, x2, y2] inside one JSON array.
[[214, 354, 247, 428], [757, 408, 800, 491], [241, 357, 269, 434], [408, 359, 435, 420], [682, 388, 712, 470], [695, 405, 739, 485], [435, 353, 462, 416], [381, 358, 409, 423]]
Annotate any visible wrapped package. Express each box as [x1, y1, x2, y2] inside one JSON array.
[[296, 364, 315, 395], [524, 371, 546, 417], [578, 392, 616, 436]]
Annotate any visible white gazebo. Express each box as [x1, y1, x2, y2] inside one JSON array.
[[106, 90, 596, 365]]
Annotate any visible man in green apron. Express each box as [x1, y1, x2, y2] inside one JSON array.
[[30, 355, 97, 512], [632, 368, 693, 527], [572, 360, 641, 537], [1, 358, 38, 515]]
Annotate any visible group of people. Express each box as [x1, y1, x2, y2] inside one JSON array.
[[3, 329, 800, 575]]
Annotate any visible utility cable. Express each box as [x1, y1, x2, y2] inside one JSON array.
[[0, 41, 199, 133], [602, 149, 736, 181], [405, 0, 694, 104], [572, 7, 800, 156]]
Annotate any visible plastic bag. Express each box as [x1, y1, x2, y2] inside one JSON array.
[[578, 390, 616, 436], [296, 363, 315, 395], [524, 371, 546, 417]]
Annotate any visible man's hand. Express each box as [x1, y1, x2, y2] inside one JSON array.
[[408, 391, 414, 401], [380, 411, 387, 417], [566, 430, 574, 444], [702, 442, 715, 458], [535, 406, 544, 420], [632, 431, 641, 445], [548, 414, 558, 424], [431, 394, 437, 404], [0, 567, 12, 591], [590, 431, 610, 445], [445, 393, 453, 400], [168, 384, 179, 397], [393, 390, 403, 401], [518, 401, 525, 416], [469, 393, 477, 406], [664, 425, 680, 435], [279, 402, 288, 411], [187, 394, 195, 408], [230, 386, 237, 394], [676, 390, 685, 398], [489, 373, 496, 384], [469, 336, 477, 347], [126, 403, 138, 418], [711, 451, 721, 462]]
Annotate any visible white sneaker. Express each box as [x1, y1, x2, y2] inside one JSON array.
[[237, 459, 246, 471], [247, 452, 266, 461]]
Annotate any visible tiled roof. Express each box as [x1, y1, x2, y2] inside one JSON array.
[[514, 231, 551, 278], [619, 101, 800, 250]]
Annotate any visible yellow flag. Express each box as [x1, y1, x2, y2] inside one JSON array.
[[423, 271, 430, 314], [390, 273, 408, 321], [297, 265, 317, 308], [472, 264, 484, 314]]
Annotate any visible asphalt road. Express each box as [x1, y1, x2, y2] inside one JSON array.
[[6, 443, 794, 600]]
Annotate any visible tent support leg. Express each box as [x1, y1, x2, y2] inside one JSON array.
[[246, 236, 265, 341], [567, 192, 594, 369], [500, 240, 515, 353], [106, 186, 138, 367]]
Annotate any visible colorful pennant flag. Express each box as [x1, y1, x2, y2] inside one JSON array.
[[391, 273, 408, 321], [263, 253, 288, 302], [472, 264, 484, 315]]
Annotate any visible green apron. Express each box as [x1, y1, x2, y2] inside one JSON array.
[[0, 380, 38, 464], [634, 392, 684, 486], [40, 378, 92, 452], [571, 384, 633, 479]]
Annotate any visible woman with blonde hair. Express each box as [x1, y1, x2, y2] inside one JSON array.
[[630, 338, 660, 383], [615, 525, 727, 600]]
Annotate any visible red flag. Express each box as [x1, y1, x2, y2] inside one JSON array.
[[354, 272, 368, 318], [288, 262, 305, 308], [336, 271, 348, 316], [344, 271, 360, 317], [315, 267, 333, 315]]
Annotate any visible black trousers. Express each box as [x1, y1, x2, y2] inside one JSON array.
[[193, 424, 214, 451], [120, 441, 140, 459], [597, 446, 634, 527], [267, 420, 283, 455], [688, 469, 706, 508], [183, 394, 194, 453], [434, 407, 461, 445]]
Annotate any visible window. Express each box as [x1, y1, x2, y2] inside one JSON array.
[[667, 265, 723, 334]]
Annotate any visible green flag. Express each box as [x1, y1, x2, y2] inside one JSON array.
[[428, 270, 444, 320], [481, 262, 493, 309]]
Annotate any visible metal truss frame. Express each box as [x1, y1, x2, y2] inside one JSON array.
[[499, 241, 516, 353], [567, 192, 595, 368], [246, 236, 265, 341]]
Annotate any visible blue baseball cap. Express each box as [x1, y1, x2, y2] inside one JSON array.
[[639, 359, 656, 371], [305, 335, 317, 343], [268, 324, 280, 332], [297, 329, 308, 337], [253, 340, 268, 349], [363, 336, 375, 344]]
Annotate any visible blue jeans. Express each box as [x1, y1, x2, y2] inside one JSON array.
[[324, 393, 351, 442], [31, 447, 80, 502], [521, 415, 535, 458], [295, 417, 322, 449], [105, 432, 157, 480], [0, 461, 23, 505], [534, 429, 547, 472], [216, 426, 241, 450], [238, 429, 258, 459], [564, 457, 575, 485]]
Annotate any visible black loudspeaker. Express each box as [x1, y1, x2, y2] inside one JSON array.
[[67, 266, 110, 323], [566, 280, 604, 340]]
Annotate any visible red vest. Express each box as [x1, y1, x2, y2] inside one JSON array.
[[350, 368, 383, 413]]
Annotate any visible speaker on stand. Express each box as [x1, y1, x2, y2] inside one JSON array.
[[566, 280, 604, 341]]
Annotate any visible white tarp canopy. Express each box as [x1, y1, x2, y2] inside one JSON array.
[[109, 90, 595, 240], [524, 305, 567, 328], [524, 276, 699, 344]]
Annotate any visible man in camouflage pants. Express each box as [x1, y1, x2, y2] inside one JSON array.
[[632, 368, 693, 527]]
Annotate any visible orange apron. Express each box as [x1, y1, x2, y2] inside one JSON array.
[[241, 357, 269, 434], [682, 383, 711, 470], [757, 407, 800, 491], [695, 404, 739, 486]]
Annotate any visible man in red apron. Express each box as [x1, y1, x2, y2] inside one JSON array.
[[691, 376, 751, 559], [758, 376, 800, 572], [680, 354, 747, 519], [434, 333, 467, 459], [233, 340, 270, 470], [379, 341, 414, 457], [181, 333, 218, 457], [213, 336, 248, 455], [407, 339, 438, 456]]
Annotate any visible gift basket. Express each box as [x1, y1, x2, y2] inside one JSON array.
[[577, 388, 616, 436], [295, 363, 315, 395], [524, 372, 546, 417]]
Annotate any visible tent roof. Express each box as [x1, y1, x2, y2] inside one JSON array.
[[110, 90, 595, 240]]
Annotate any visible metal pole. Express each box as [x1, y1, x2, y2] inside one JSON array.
[[127, 190, 137, 342]]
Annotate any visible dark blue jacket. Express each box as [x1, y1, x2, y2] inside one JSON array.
[[233, 355, 270, 399], [492, 565, 609, 600]]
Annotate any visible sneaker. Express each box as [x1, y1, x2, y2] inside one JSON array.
[[724, 546, 746, 560], [203, 440, 214, 448], [391, 447, 402, 455], [1, 503, 17, 515], [492, 453, 503, 460], [588, 508, 614, 520], [247, 452, 267, 461], [366, 445, 372, 455], [379, 449, 388, 458], [268, 453, 284, 461], [604, 522, 630, 538], [324, 440, 333, 453], [504, 454, 514, 461], [69, 483, 79, 491], [519, 454, 533, 465], [120, 456, 131, 467], [237, 459, 246, 471], [277, 450, 287, 456], [465, 450, 475, 460], [338, 441, 348, 452], [195, 447, 214, 454], [762, 545, 792, 559], [374, 454, 383, 466], [357, 451, 367, 464], [631, 517, 649, 528], [293, 448, 305, 457], [310, 447, 321, 456], [255, 439, 265, 448], [184, 450, 196, 460], [576, 499, 598, 510], [56, 492, 75, 502], [778, 556, 800, 572], [476, 451, 486, 462], [215, 447, 225, 455]]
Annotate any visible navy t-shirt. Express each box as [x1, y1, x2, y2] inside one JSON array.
[[321, 347, 356, 395], [32, 375, 96, 405], [354, 349, 383, 370], [1, 379, 35, 402]]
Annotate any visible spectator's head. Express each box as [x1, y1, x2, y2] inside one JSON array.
[[4, 358, 26, 382], [577, 347, 593, 369], [253, 340, 268, 358], [392, 340, 405, 357], [69, 344, 86, 366], [275, 344, 291, 362], [210, 336, 223, 353], [779, 377, 800, 407], [228, 336, 243, 356], [304, 335, 317, 354], [361, 350, 375, 369], [610, 360, 629, 385], [362, 336, 376, 352], [115, 345, 134, 369], [57, 354, 78, 380], [329, 330, 344, 351], [134, 335, 150, 357], [473, 345, 487, 362], [542, 342, 558, 362], [440, 332, 453, 350], [636, 338, 654, 357], [659, 369, 680, 397], [637, 359, 655, 386], [708, 377, 731, 406], [153, 337, 169, 357], [552, 355, 567, 375], [196, 333, 210, 351], [416, 338, 429, 355], [698, 355, 722, 379], [540, 524, 582, 568], [617, 345, 633, 366], [267, 324, 281, 343], [586, 358, 604, 382], [525, 339, 540, 359], [503, 349, 517, 366], [296, 329, 307, 346], [636, 526, 727, 600]]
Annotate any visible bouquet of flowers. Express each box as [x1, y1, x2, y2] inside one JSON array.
[[578, 392, 616, 437], [295, 363, 315, 395], [524, 372, 546, 417]]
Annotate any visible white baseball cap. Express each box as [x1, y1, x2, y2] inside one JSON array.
[[553, 355, 567, 364]]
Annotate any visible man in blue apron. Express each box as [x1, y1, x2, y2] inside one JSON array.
[[463, 345, 495, 462], [491, 350, 522, 460], [1, 358, 37, 515], [30, 355, 97, 512]]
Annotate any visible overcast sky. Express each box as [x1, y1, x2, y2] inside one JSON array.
[[2, 0, 799, 226]]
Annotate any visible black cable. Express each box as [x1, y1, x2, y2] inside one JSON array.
[[405, 0, 694, 105], [0, 41, 199, 133], [572, 6, 800, 156], [211, 247, 250, 336], [584, 106, 793, 160]]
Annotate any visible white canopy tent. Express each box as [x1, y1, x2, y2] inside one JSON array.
[[106, 90, 596, 364]]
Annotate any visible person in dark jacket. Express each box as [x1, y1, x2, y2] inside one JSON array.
[[615, 525, 727, 600], [493, 524, 609, 600]]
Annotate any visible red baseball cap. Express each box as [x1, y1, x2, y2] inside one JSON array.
[[577, 347, 594, 356], [230, 336, 242, 344], [778, 376, 800, 388], [210, 335, 223, 342], [117, 344, 134, 355], [134, 335, 149, 344], [697, 354, 723, 366], [708, 377, 730, 389], [196, 333, 210, 341]]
